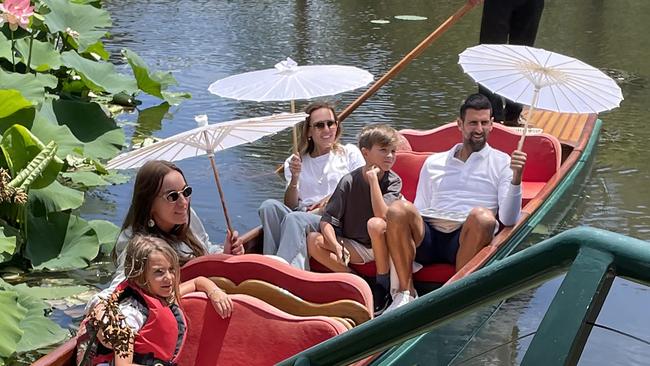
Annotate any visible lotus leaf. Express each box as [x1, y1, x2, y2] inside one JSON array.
[[0, 229, 17, 263], [62, 171, 108, 187], [0, 125, 63, 189], [12, 287, 68, 352], [0, 70, 50, 105], [0, 90, 32, 119], [12, 283, 87, 300], [14, 38, 62, 72], [0, 290, 26, 358], [42, 0, 111, 52], [50, 99, 125, 159], [26, 210, 100, 270], [0, 107, 35, 133], [0, 33, 11, 62], [123, 49, 173, 99], [28, 180, 84, 212], [31, 108, 84, 158], [88, 219, 119, 255], [61, 51, 138, 95], [84, 40, 109, 60]]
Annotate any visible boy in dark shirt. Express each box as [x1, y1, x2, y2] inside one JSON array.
[[306, 124, 402, 314]]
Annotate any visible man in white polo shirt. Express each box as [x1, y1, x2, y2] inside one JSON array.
[[384, 93, 527, 312]]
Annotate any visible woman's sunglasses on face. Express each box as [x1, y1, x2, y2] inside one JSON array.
[[164, 186, 193, 203], [310, 120, 338, 130]]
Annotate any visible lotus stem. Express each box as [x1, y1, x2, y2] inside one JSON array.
[[26, 32, 34, 73], [10, 30, 15, 71]]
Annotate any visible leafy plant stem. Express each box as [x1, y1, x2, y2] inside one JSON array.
[[11, 30, 16, 71], [26, 32, 34, 73]]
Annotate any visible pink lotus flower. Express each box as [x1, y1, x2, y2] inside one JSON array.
[[0, 0, 34, 31]]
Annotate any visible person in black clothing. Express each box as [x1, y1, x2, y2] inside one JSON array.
[[468, 0, 545, 125]]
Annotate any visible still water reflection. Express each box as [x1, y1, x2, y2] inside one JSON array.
[[49, 0, 650, 363]]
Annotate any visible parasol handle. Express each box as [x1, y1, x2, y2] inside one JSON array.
[[208, 153, 234, 234], [517, 88, 540, 151], [338, 2, 477, 122], [291, 100, 298, 154]]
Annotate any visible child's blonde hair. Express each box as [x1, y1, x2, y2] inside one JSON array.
[[123, 235, 181, 305], [358, 124, 399, 150]]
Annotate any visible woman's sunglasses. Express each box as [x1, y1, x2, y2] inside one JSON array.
[[310, 120, 338, 130], [164, 186, 193, 203]]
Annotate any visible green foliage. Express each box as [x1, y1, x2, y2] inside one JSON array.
[[0, 90, 32, 119], [0, 279, 69, 360], [0, 290, 26, 358], [0, 125, 62, 189], [42, 0, 112, 52], [25, 210, 100, 270], [61, 51, 138, 95], [15, 38, 63, 72], [88, 219, 120, 255], [9, 141, 58, 191]]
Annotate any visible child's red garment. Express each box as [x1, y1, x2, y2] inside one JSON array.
[[76, 280, 186, 366]]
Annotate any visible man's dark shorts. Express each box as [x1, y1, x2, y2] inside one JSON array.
[[414, 219, 462, 265]]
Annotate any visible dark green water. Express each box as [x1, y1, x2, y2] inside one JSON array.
[[29, 0, 650, 364]]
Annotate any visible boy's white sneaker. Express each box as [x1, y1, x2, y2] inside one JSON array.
[[384, 290, 415, 314]]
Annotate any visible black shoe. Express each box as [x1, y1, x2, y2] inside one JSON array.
[[372, 283, 392, 316]]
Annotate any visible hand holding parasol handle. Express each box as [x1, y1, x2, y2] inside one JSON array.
[[338, 2, 477, 122]]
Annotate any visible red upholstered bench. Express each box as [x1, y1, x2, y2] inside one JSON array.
[[182, 254, 373, 315], [399, 122, 562, 206], [310, 123, 561, 286], [177, 293, 347, 366]]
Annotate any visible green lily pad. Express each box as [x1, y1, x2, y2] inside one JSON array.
[[42, 0, 112, 52], [394, 15, 428, 21], [61, 51, 138, 95], [161, 91, 191, 106], [12, 283, 87, 299], [26, 210, 100, 270], [370, 19, 390, 24], [14, 38, 63, 72], [28, 180, 84, 213], [88, 219, 120, 255], [61, 171, 108, 187], [0, 90, 32, 119], [0, 290, 26, 358]]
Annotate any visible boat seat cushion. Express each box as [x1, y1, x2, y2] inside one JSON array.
[[177, 293, 347, 366], [399, 122, 562, 196], [181, 254, 373, 314]]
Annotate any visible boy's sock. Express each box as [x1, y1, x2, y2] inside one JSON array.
[[376, 273, 390, 291]]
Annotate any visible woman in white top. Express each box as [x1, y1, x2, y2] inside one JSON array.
[[87, 160, 244, 311], [258, 102, 365, 270]]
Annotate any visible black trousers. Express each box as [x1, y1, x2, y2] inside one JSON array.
[[478, 0, 545, 123]]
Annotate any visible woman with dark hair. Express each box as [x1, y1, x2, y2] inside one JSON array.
[[258, 102, 365, 270], [88, 160, 243, 310]]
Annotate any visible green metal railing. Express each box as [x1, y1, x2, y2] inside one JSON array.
[[278, 227, 650, 366]]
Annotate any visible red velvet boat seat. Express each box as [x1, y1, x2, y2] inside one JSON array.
[[310, 123, 561, 285], [399, 122, 562, 206], [181, 254, 373, 314], [177, 293, 347, 366]]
